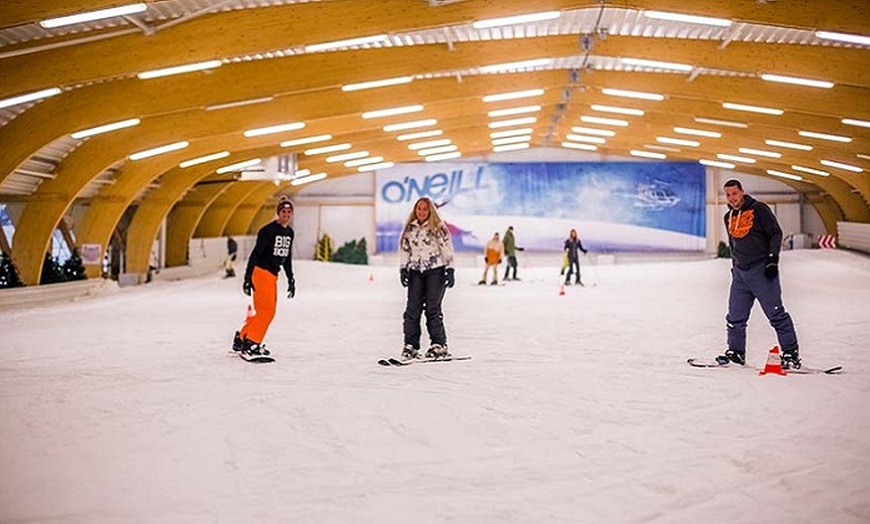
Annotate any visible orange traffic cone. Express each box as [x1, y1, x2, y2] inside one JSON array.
[[245, 304, 255, 322], [759, 345, 787, 376], [559, 285, 565, 296]]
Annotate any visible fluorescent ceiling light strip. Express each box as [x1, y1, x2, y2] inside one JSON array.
[[722, 102, 783, 115], [291, 173, 328, 186], [342, 76, 413, 92], [71, 118, 140, 139], [561, 142, 598, 151], [858, 154, 870, 161], [760, 74, 834, 89], [179, 151, 230, 168], [487, 105, 541, 118], [424, 152, 462, 162], [383, 119, 437, 132], [0, 87, 62, 109], [129, 141, 188, 160], [490, 128, 534, 138], [243, 122, 305, 137], [358, 162, 395, 172], [493, 143, 530, 153], [766, 169, 802, 181], [571, 126, 615, 137], [815, 31, 870, 46], [590, 104, 644, 116], [842, 118, 870, 128], [482, 89, 545, 103], [362, 104, 424, 119], [631, 150, 666, 159], [40, 3, 147, 28], [205, 97, 273, 111], [281, 134, 332, 147], [344, 156, 383, 168], [699, 159, 735, 169], [417, 145, 458, 156], [488, 117, 537, 129], [295, 169, 311, 177], [765, 139, 812, 151], [491, 136, 532, 146], [620, 57, 693, 72], [216, 158, 261, 174], [716, 153, 756, 164], [397, 130, 443, 141], [479, 58, 552, 73], [673, 127, 721, 138], [138, 60, 222, 80], [304, 143, 352, 156], [326, 151, 369, 163], [645, 144, 680, 152], [565, 134, 606, 144], [601, 88, 664, 101], [738, 147, 781, 158], [580, 116, 628, 127], [304, 35, 388, 53], [694, 117, 748, 129], [798, 130, 852, 143], [472, 10, 560, 29], [657, 136, 700, 147], [820, 160, 863, 173], [643, 10, 732, 27], [791, 165, 829, 177], [408, 139, 452, 150]]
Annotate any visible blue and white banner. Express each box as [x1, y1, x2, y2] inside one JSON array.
[[375, 162, 706, 253]]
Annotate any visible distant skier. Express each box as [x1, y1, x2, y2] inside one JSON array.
[[502, 225, 524, 281], [399, 197, 455, 359], [479, 232, 504, 285], [716, 178, 800, 369], [232, 197, 296, 361], [563, 228, 588, 286], [224, 236, 238, 278]]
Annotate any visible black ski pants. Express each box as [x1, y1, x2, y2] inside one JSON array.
[[403, 267, 448, 349], [503, 255, 518, 280]]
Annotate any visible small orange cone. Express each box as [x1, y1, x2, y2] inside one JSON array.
[[759, 345, 787, 376], [559, 285, 565, 296], [245, 304, 255, 321], [369, 272, 374, 282]]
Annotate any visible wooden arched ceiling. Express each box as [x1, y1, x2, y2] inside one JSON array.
[[0, 0, 868, 285]]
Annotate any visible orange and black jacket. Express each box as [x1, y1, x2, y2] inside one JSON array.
[[724, 194, 782, 269]]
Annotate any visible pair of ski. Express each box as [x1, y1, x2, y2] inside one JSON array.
[[687, 358, 842, 375], [378, 355, 472, 366]]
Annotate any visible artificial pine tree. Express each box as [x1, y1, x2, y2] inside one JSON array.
[[0, 252, 24, 288], [41, 253, 68, 284], [62, 249, 88, 281]]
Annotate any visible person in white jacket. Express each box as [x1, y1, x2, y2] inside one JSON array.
[[398, 197, 456, 359]]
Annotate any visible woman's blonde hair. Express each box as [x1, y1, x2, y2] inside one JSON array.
[[403, 197, 444, 231]]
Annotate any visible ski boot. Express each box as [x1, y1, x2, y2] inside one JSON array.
[[232, 331, 244, 352], [781, 348, 802, 370], [401, 344, 419, 360], [715, 348, 746, 366], [425, 343, 450, 359], [241, 338, 270, 358]]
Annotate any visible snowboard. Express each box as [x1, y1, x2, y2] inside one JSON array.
[[239, 351, 274, 364], [687, 358, 841, 374], [378, 355, 472, 366]]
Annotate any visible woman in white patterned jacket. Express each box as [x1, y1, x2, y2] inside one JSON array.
[[398, 197, 456, 359]]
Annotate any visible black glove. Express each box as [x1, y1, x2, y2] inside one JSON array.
[[764, 255, 779, 280], [287, 276, 296, 299], [581, 248, 588, 254], [516, 247, 525, 251], [400, 268, 409, 287], [243, 279, 254, 296], [444, 268, 455, 288]]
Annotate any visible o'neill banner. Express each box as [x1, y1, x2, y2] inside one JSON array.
[[375, 162, 706, 253]]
